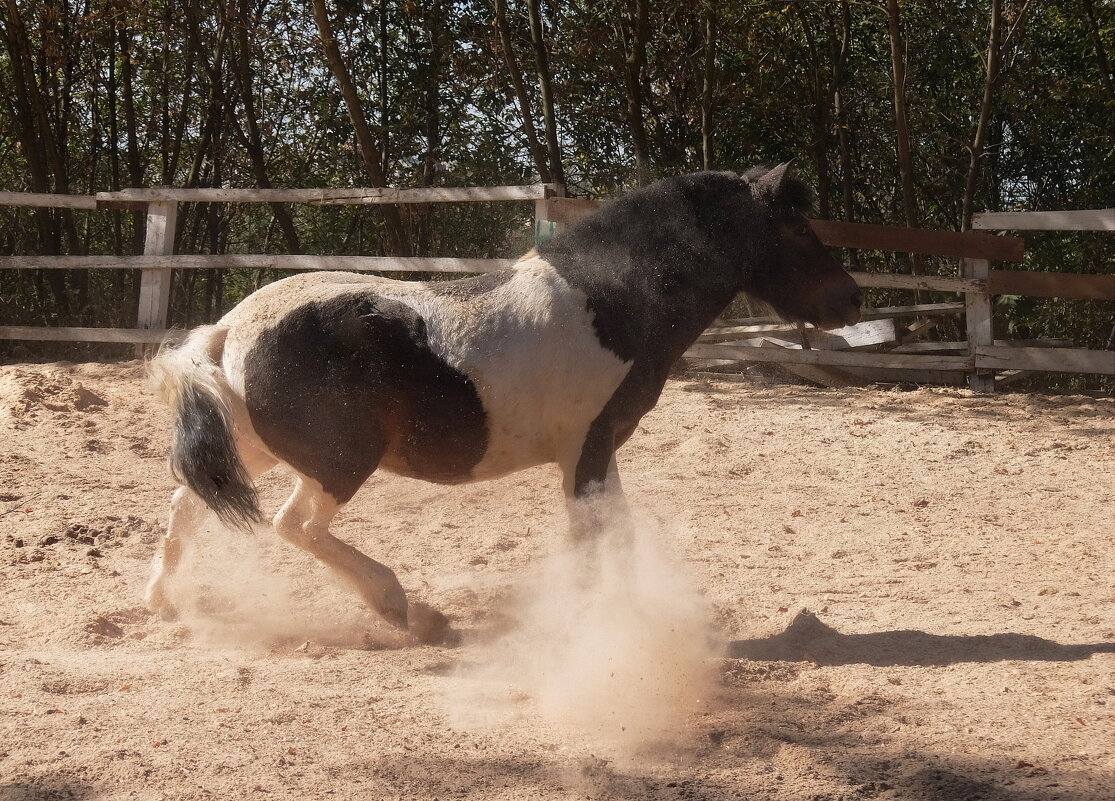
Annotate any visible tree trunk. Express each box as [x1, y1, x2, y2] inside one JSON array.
[[700, 5, 716, 171], [525, 0, 564, 186], [621, 0, 652, 186], [795, 7, 832, 219], [1, 0, 68, 315], [229, 0, 302, 253], [119, 24, 146, 255], [493, 0, 551, 182], [884, 0, 924, 290], [961, 0, 1003, 231], [310, 0, 411, 255]]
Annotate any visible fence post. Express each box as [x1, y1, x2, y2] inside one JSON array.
[[534, 183, 566, 246], [963, 257, 995, 392], [135, 200, 177, 356]]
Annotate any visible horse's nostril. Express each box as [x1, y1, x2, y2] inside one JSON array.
[[851, 289, 864, 308]]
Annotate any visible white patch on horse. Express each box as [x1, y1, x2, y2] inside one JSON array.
[[395, 257, 631, 480]]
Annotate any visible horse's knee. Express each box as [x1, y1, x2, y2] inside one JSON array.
[[273, 505, 308, 545]]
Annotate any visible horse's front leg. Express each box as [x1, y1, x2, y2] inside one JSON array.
[[561, 419, 631, 541]]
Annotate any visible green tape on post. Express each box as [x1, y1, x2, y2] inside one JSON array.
[[534, 219, 557, 246]]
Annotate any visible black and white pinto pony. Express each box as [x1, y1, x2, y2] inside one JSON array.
[[148, 165, 863, 642]]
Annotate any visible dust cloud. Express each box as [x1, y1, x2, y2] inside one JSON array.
[[158, 522, 407, 650], [446, 501, 720, 755]]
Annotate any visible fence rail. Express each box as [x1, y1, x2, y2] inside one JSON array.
[[1, 188, 1111, 390]]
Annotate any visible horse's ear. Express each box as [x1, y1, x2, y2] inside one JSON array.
[[756, 160, 812, 213], [755, 161, 793, 194]]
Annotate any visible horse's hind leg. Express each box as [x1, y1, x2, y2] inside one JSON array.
[[273, 476, 410, 629], [145, 438, 276, 619]]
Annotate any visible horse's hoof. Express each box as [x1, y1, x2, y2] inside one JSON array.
[[144, 585, 179, 621], [146, 598, 179, 622], [407, 601, 454, 646]]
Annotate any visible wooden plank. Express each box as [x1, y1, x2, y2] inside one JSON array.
[[0, 254, 515, 273], [892, 338, 1074, 354], [994, 370, 1029, 387], [544, 197, 602, 226], [963, 258, 995, 392], [974, 346, 1115, 375], [685, 343, 972, 371], [713, 302, 964, 329], [850, 272, 986, 293], [136, 201, 177, 335], [699, 318, 896, 346], [841, 366, 967, 386], [811, 219, 1025, 262], [0, 191, 98, 210], [759, 338, 868, 388], [989, 270, 1115, 301], [0, 326, 181, 343], [896, 316, 940, 344], [860, 302, 965, 319], [973, 209, 1115, 232], [699, 323, 798, 342], [806, 319, 896, 349], [95, 185, 548, 206]]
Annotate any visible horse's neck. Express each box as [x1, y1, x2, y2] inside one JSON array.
[[549, 248, 740, 368], [645, 276, 740, 365]]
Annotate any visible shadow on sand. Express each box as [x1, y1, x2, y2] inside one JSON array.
[[727, 609, 1114, 667]]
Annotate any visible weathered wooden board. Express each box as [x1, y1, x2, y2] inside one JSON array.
[[989, 270, 1115, 301], [699, 318, 896, 346], [973, 209, 1115, 232], [0, 255, 516, 274], [840, 366, 968, 386], [0, 192, 98, 210], [811, 219, 1025, 262], [543, 197, 603, 226], [808, 319, 897, 349], [974, 346, 1115, 375], [759, 338, 868, 388], [963, 258, 995, 392], [891, 338, 1074, 353], [0, 326, 183, 343], [135, 202, 177, 336], [94, 185, 554, 206], [714, 302, 965, 329], [850, 272, 986, 294], [685, 343, 972, 371]]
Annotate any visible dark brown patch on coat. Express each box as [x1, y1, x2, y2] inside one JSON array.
[[243, 292, 488, 502]]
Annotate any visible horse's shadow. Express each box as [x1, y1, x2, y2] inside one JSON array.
[[727, 609, 1114, 667]]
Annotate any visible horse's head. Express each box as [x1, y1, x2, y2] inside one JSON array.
[[739, 164, 862, 330]]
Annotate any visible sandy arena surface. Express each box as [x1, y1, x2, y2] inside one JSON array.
[[0, 360, 1112, 801]]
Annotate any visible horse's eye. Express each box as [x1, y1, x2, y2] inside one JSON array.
[[794, 221, 810, 236]]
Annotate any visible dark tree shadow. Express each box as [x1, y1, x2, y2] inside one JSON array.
[[0, 779, 93, 801], [727, 609, 1114, 667]]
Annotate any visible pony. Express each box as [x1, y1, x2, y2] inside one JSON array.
[[147, 165, 863, 642]]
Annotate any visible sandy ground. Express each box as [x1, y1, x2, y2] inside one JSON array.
[[0, 359, 1112, 801]]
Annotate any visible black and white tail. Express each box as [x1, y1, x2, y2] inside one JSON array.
[[148, 326, 263, 530]]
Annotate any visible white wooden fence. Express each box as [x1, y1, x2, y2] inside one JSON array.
[[0, 187, 1111, 391]]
